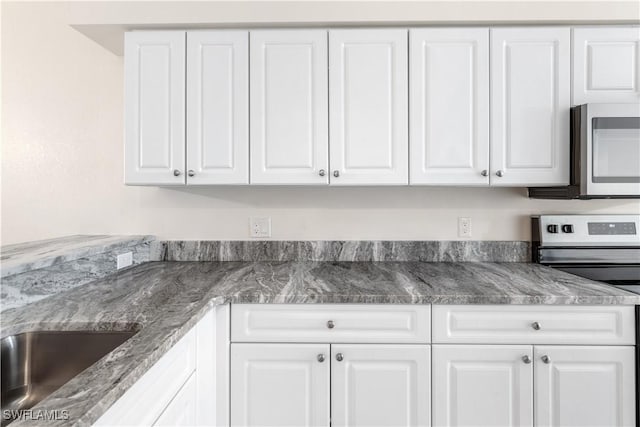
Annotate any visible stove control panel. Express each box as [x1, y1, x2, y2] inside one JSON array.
[[588, 222, 636, 235], [535, 215, 640, 247]]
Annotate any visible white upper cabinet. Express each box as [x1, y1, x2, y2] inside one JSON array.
[[331, 344, 430, 427], [432, 345, 534, 427], [186, 31, 249, 184], [534, 346, 636, 427], [124, 31, 186, 185], [410, 28, 490, 186], [250, 30, 329, 185], [329, 29, 409, 185], [490, 27, 570, 187], [573, 27, 640, 105]]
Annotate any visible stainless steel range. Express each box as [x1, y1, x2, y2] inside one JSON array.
[[532, 214, 640, 426], [532, 214, 640, 294]]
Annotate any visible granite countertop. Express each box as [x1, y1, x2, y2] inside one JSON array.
[[3, 260, 640, 426], [1, 235, 154, 278], [1, 235, 154, 311]]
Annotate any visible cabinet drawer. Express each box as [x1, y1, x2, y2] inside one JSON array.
[[432, 305, 635, 345], [231, 304, 431, 343]]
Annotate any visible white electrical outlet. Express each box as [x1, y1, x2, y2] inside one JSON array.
[[250, 217, 272, 238], [458, 217, 472, 238], [117, 252, 133, 269]]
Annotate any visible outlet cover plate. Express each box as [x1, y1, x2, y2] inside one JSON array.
[[250, 217, 271, 238], [117, 252, 133, 269], [458, 217, 472, 238]]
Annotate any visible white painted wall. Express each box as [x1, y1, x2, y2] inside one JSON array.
[[1, 2, 639, 245]]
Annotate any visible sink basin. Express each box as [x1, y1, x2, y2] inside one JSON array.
[[1, 330, 137, 425]]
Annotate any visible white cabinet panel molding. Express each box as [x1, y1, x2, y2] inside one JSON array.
[[432, 344, 534, 427], [331, 344, 431, 427], [153, 373, 197, 426], [329, 29, 409, 185], [124, 31, 186, 185], [250, 30, 329, 185], [410, 28, 490, 186], [231, 304, 431, 343], [573, 27, 640, 104], [534, 346, 636, 427], [230, 343, 330, 427], [490, 27, 570, 186], [187, 31, 249, 184], [432, 305, 636, 345]]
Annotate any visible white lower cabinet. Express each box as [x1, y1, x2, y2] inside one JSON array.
[[431, 305, 637, 427], [230, 343, 330, 427], [96, 304, 636, 427], [534, 346, 636, 427], [94, 304, 230, 427], [433, 344, 636, 427], [154, 373, 198, 426], [432, 345, 534, 427], [331, 344, 430, 427], [230, 343, 430, 427]]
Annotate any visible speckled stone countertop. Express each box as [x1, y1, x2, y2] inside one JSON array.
[[3, 261, 639, 426]]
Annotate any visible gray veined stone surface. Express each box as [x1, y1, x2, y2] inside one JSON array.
[[1, 235, 154, 277], [151, 240, 531, 262], [1, 235, 154, 311], [2, 260, 639, 427]]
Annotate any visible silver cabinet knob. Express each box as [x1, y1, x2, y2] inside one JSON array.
[[531, 321, 541, 330], [335, 353, 344, 362], [327, 320, 335, 329], [173, 169, 182, 177], [496, 170, 504, 177], [319, 169, 326, 177], [541, 355, 551, 364], [481, 170, 488, 177], [317, 354, 325, 363], [522, 355, 532, 364], [188, 170, 195, 177], [333, 170, 340, 178]]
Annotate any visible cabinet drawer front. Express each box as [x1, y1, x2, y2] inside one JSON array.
[[432, 305, 635, 345], [94, 328, 196, 426], [232, 304, 431, 343]]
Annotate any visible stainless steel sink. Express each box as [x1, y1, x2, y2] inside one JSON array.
[[1, 330, 137, 426]]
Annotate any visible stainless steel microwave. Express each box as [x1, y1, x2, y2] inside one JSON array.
[[530, 103, 640, 199]]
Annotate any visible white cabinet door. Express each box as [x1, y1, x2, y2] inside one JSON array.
[[331, 344, 430, 427], [230, 343, 330, 427], [186, 31, 249, 184], [124, 31, 186, 185], [410, 28, 490, 186], [153, 373, 197, 426], [329, 29, 409, 185], [432, 345, 533, 427], [490, 27, 570, 186], [534, 346, 636, 427], [573, 27, 640, 104], [250, 30, 329, 185]]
